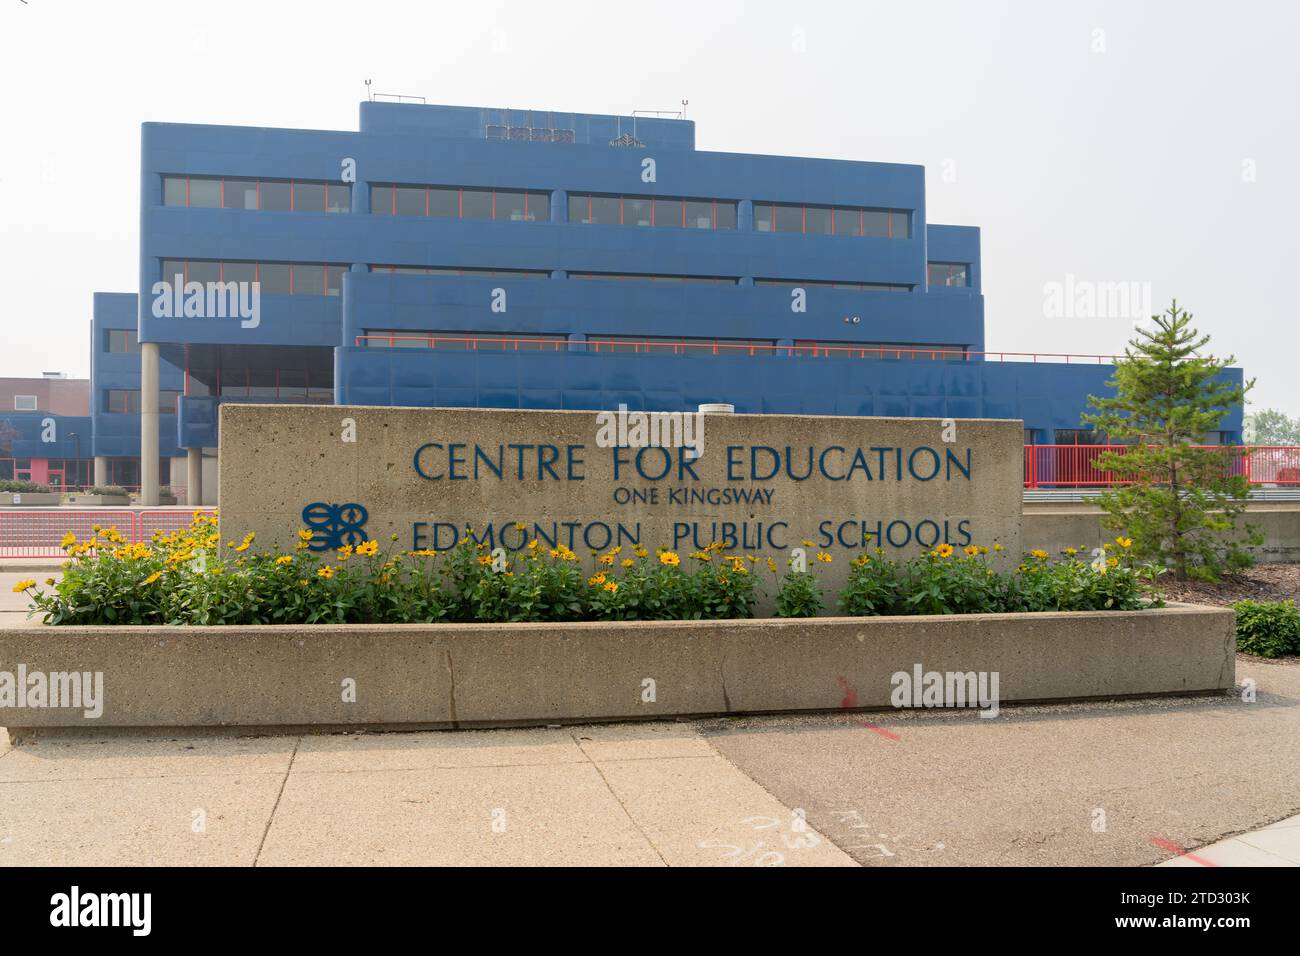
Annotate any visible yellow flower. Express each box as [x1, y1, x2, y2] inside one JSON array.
[[337, 544, 353, 558], [634, 546, 649, 558], [993, 543, 1004, 552], [964, 545, 979, 557], [816, 552, 833, 563], [801, 539, 815, 548], [1030, 549, 1049, 560], [60, 532, 76, 549], [233, 532, 255, 553], [588, 572, 607, 586], [143, 571, 162, 585], [599, 553, 615, 566], [44, 577, 55, 586], [1107, 557, 1119, 568], [691, 551, 712, 562], [527, 539, 540, 551], [275, 555, 293, 566], [1064, 547, 1078, 556], [12, 579, 35, 592], [477, 554, 492, 566], [356, 540, 379, 557], [514, 522, 527, 531], [298, 529, 314, 542], [659, 551, 680, 567], [935, 544, 954, 558], [621, 559, 635, 569], [317, 565, 335, 578], [1116, 537, 1132, 549], [603, 581, 618, 593], [767, 557, 778, 573]]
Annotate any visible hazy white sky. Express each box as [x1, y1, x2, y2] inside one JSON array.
[[2, 0, 1296, 413]]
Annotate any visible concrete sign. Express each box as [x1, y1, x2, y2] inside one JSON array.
[[219, 405, 1024, 588]]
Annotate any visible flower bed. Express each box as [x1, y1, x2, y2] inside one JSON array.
[[17, 513, 1165, 626]]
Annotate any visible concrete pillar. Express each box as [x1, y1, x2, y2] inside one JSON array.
[[186, 447, 203, 506], [140, 342, 160, 506], [93, 456, 108, 488]]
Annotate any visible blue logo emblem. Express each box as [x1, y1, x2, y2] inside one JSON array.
[[302, 502, 369, 552]]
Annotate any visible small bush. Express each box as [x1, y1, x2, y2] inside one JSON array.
[[84, 485, 129, 496], [774, 569, 825, 618], [1232, 600, 1300, 658], [0, 479, 52, 494]]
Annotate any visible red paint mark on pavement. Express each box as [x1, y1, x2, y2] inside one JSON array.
[[1149, 836, 1217, 867], [859, 720, 901, 741], [835, 676, 858, 709]]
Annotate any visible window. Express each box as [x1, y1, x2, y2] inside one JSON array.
[[586, 335, 775, 356], [569, 272, 737, 285], [13, 395, 37, 411], [162, 176, 349, 213], [368, 265, 549, 279], [791, 341, 968, 360], [105, 329, 140, 353], [755, 278, 911, 292], [186, 368, 333, 402], [360, 331, 565, 350], [568, 193, 737, 230], [159, 260, 348, 297], [755, 202, 911, 238], [105, 389, 140, 414], [103, 390, 178, 414], [372, 184, 550, 222], [1053, 429, 1108, 446], [928, 262, 970, 287]]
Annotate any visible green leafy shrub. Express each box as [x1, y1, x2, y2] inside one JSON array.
[[84, 485, 129, 496], [1232, 600, 1300, 658], [0, 478, 52, 493]]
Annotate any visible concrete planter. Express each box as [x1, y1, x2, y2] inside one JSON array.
[[0, 493, 61, 507], [62, 494, 131, 507], [0, 604, 1234, 738]]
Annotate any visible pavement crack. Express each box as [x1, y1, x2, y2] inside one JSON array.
[[253, 735, 300, 866]]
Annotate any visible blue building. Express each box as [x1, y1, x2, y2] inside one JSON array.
[[93, 101, 1241, 504]]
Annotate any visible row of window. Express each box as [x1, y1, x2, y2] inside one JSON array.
[[368, 265, 548, 279], [161, 260, 348, 296], [12, 395, 37, 410], [371, 185, 551, 221], [368, 267, 926, 288], [755, 278, 912, 292], [567, 194, 738, 230], [104, 389, 180, 414], [357, 331, 966, 360], [156, 260, 964, 298], [754, 203, 911, 239], [161, 175, 914, 241], [163, 176, 351, 213], [184, 368, 333, 401]]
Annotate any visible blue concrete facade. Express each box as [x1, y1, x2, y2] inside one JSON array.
[[99, 101, 1240, 457], [90, 292, 182, 460]]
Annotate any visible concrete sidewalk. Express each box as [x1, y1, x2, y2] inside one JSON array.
[[2, 568, 1297, 866], [0, 723, 853, 866]]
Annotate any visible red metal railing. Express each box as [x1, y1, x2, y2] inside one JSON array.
[[352, 333, 1121, 363], [1023, 445, 1300, 489], [0, 509, 215, 559]]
